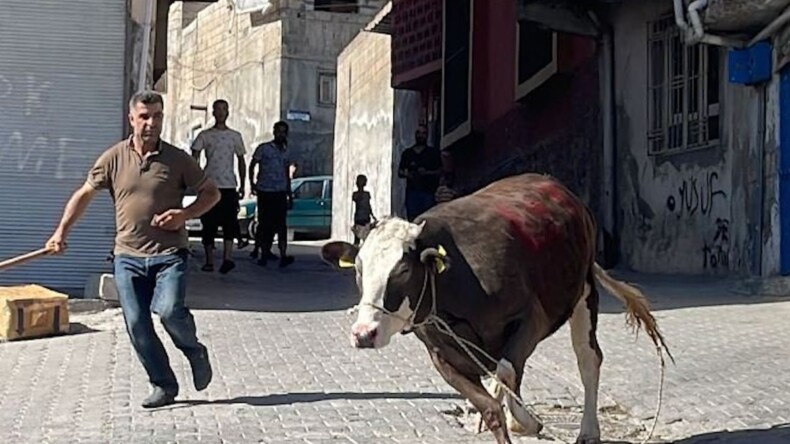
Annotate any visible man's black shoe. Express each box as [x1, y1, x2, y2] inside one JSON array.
[[190, 346, 213, 391], [279, 256, 295, 268], [219, 260, 235, 274]]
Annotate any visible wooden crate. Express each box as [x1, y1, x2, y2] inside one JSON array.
[[0, 285, 69, 341]]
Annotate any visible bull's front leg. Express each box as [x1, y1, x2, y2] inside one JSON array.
[[499, 321, 545, 436], [428, 348, 512, 444]]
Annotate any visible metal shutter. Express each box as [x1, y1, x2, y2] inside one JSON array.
[[0, 1, 125, 292]]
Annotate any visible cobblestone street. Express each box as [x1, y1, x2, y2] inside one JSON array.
[[0, 243, 788, 444]]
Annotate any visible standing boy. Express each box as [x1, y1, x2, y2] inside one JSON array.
[[351, 174, 376, 246]]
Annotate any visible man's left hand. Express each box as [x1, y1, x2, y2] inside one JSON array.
[[287, 194, 294, 210], [151, 209, 187, 231]]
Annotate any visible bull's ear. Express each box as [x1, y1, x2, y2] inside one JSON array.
[[321, 241, 359, 269], [420, 244, 450, 274], [408, 221, 426, 241]]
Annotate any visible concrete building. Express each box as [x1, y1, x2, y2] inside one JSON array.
[[516, 0, 787, 277], [162, 0, 387, 178], [330, 4, 422, 242]]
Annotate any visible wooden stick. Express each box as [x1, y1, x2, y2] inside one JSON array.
[[0, 248, 54, 272]]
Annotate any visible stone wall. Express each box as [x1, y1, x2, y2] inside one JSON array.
[[332, 28, 420, 242], [164, 0, 388, 181], [279, 6, 388, 176], [163, 0, 283, 164]]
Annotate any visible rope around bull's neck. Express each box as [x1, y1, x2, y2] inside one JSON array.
[[351, 269, 665, 444]]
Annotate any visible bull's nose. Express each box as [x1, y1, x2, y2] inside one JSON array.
[[352, 326, 377, 348]]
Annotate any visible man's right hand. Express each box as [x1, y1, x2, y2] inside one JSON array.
[[45, 230, 68, 254]]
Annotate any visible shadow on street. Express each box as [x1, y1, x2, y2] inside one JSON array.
[[598, 269, 788, 314], [173, 391, 463, 408], [184, 241, 788, 315], [671, 423, 790, 443], [184, 242, 359, 313]]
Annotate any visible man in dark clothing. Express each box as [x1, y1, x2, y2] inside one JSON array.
[[398, 124, 442, 221], [249, 121, 295, 268]]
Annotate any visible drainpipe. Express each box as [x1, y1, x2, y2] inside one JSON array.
[[137, 0, 155, 91], [673, 0, 691, 36], [756, 85, 768, 276], [686, 0, 708, 44], [600, 25, 617, 266], [674, 0, 746, 47], [749, 4, 790, 47]]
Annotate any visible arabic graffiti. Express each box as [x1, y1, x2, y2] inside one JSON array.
[[666, 171, 727, 219]]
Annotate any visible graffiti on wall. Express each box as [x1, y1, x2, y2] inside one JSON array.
[[702, 217, 730, 269], [665, 171, 727, 219], [0, 74, 88, 180], [654, 169, 731, 271]]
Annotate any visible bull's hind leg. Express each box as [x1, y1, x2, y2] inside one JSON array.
[[570, 277, 603, 444], [428, 350, 512, 444]]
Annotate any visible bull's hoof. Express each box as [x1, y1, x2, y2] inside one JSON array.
[[575, 435, 602, 444], [506, 410, 543, 436]]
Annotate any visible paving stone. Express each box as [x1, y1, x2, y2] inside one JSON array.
[[0, 245, 787, 443]]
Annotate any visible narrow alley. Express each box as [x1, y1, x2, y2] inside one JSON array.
[[0, 243, 787, 444]]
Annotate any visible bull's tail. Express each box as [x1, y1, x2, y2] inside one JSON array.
[[592, 262, 674, 363]]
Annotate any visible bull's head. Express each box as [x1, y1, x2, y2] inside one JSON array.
[[321, 218, 450, 349]]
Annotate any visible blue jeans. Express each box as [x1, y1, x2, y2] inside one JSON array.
[[114, 250, 203, 395], [405, 189, 436, 221]]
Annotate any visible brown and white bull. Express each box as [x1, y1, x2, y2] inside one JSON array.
[[322, 173, 671, 444]]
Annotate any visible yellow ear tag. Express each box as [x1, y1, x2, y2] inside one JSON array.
[[435, 245, 448, 274], [338, 258, 355, 268]]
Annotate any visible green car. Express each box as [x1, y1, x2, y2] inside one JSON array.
[[244, 175, 333, 241], [185, 175, 333, 241]]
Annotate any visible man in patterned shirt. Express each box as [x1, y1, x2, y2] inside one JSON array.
[[249, 121, 295, 268], [191, 99, 247, 274]]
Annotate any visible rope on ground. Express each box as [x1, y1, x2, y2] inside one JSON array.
[[638, 346, 666, 444], [428, 315, 570, 444]]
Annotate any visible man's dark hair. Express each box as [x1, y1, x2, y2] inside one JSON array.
[[274, 121, 289, 132], [356, 174, 368, 183], [129, 90, 164, 109], [213, 99, 229, 108]]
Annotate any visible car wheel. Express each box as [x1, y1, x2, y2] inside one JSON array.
[[248, 219, 258, 239]]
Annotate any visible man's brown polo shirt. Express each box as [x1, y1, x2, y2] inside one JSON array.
[[87, 138, 207, 257]]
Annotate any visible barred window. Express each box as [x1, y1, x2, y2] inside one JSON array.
[[647, 16, 721, 155]]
